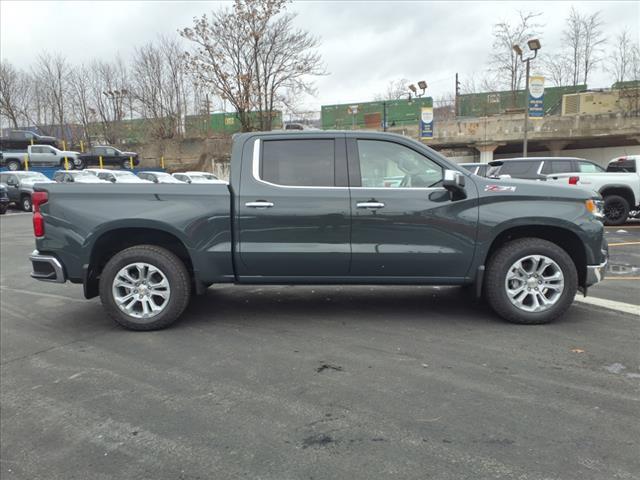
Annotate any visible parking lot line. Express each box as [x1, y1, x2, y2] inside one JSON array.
[[575, 295, 639, 316], [608, 241, 640, 246]]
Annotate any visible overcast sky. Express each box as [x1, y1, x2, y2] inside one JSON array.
[[1, 1, 638, 113]]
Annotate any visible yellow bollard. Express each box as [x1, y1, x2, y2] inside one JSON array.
[[99, 155, 104, 169], [129, 156, 134, 169], [62, 140, 67, 151], [30, 138, 34, 146], [24, 154, 29, 171], [64, 157, 69, 170], [80, 140, 84, 152], [160, 156, 165, 169]]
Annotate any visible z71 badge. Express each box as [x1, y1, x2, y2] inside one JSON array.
[[485, 185, 517, 192]]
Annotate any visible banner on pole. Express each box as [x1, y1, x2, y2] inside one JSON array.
[[419, 107, 434, 138], [528, 76, 545, 119]]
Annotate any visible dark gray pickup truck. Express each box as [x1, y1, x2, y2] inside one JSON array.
[[29, 131, 608, 330]]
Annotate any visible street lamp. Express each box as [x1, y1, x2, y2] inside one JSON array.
[[513, 38, 541, 157]]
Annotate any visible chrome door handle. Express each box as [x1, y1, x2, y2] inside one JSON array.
[[245, 201, 274, 208], [356, 202, 385, 209]]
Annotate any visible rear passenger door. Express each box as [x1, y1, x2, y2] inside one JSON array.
[[237, 135, 351, 278], [541, 160, 574, 176]]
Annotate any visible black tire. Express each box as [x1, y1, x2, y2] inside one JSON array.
[[6, 159, 21, 171], [59, 159, 74, 170], [0, 204, 7, 215], [485, 238, 577, 325], [603, 195, 629, 226], [74, 158, 86, 170], [122, 159, 133, 170], [99, 245, 191, 331], [21, 195, 32, 212]]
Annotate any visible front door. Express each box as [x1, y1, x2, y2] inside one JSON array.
[[237, 135, 351, 279], [348, 137, 477, 280]]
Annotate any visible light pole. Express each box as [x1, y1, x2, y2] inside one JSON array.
[[513, 39, 541, 157]]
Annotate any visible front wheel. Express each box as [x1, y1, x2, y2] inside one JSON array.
[[74, 158, 86, 170], [603, 195, 629, 226], [99, 245, 191, 331], [0, 204, 7, 215], [485, 238, 577, 324], [122, 159, 134, 169]]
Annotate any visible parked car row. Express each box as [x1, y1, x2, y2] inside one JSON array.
[[459, 155, 640, 225], [0, 169, 224, 212], [0, 144, 139, 171]]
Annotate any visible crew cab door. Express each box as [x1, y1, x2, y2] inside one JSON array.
[[237, 134, 351, 279], [347, 137, 477, 280]]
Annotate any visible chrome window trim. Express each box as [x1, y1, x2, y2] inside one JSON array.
[[251, 138, 445, 192]]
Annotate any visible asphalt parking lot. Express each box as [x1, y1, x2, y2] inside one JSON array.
[[1, 213, 638, 480]]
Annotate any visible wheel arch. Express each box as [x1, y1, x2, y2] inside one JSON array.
[[483, 225, 588, 288], [600, 185, 636, 208], [84, 226, 196, 299]]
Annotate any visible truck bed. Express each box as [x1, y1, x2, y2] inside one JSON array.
[[35, 182, 234, 287]]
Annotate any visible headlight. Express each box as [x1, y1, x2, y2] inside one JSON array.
[[585, 199, 604, 219]]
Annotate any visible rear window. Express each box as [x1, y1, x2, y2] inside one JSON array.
[[261, 139, 335, 187], [607, 160, 636, 173]]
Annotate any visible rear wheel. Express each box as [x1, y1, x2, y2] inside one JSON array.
[[485, 238, 577, 324], [0, 204, 7, 215], [122, 159, 133, 169], [59, 159, 74, 170], [603, 195, 629, 226], [21, 195, 32, 212], [99, 245, 191, 331], [74, 158, 86, 170], [6, 160, 20, 171]]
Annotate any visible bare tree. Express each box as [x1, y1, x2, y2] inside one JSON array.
[[181, 0, 324, 132], [608, 28, 634, 83], [0, 61, 32, 128], [581, 10, 606, 85], [374, 78, 411, 101], [563, 7, 583, 86], [541, 55, 573, 87], [68, 64, 95, 143], [88, 57, 129, 144], [488, 11, 542, 105], [131, 35, 190, 139], [34, 53, 69, 135]]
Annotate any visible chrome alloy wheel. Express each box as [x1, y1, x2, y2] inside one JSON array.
[[504, 255, 564, 313], [112, 262, 171, 319]]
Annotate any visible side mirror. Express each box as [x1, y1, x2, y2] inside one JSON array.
[[52, 151, 57, 155], [114, 151, 120, 156], [110, 177, 116, 183], [442, 169, 467, 200]]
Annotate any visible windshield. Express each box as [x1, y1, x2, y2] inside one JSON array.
[[113, 171, 135, 177]]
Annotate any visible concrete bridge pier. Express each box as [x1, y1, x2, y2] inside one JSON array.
[[473, 142, 505, 163]]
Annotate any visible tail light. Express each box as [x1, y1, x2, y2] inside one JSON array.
[[32, 191, 48, 237], [568, 176, 580, 185]]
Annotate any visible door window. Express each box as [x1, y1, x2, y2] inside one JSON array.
[[541, 160, 573, 174], [31, 147, 43, 154], [356, 140, 443, 188], [261, 139, 335, 187], [577, 161, 604, 173], [496, 161, 539, 177], [105, 148, 116, 156]]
